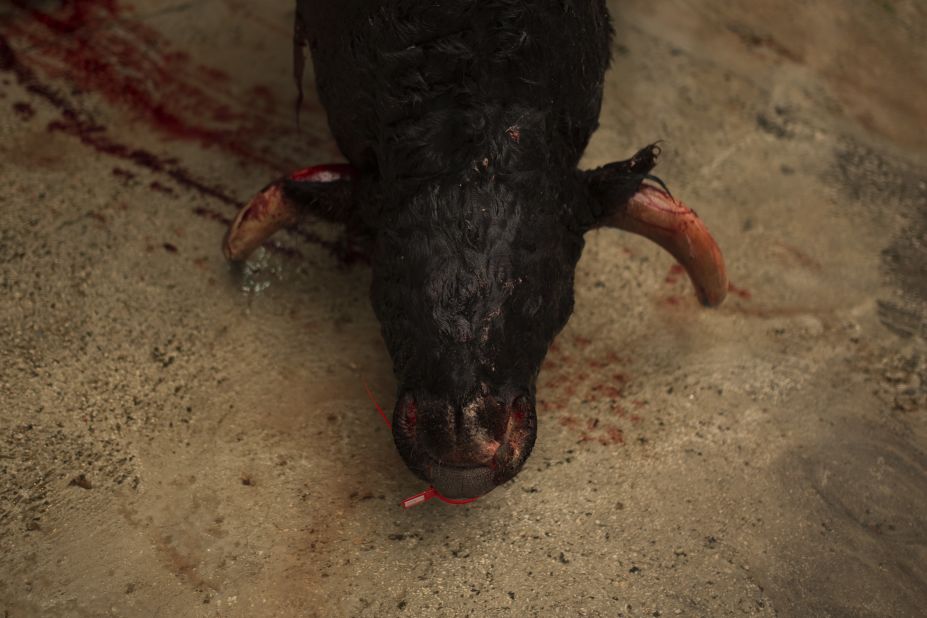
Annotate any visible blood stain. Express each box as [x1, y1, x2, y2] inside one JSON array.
[[574, 336, 592, 348], [603, 425, 624, 444], [112, 167, 136, 181], [4, 0, 327, 171], [727, 282, 752, 300], [0, 34, 357, 265], [149, 181, 175, 195], [13, 100, 34, 119], [541, 337, 642, 446], [664, 262, 685, 284]]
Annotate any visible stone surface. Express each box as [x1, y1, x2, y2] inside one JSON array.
[[1, 1, 925, 616]]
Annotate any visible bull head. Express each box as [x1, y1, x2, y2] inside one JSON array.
[[224, 144, 726, 500]]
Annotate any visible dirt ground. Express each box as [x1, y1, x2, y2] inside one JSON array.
[[1, 1, 925, 616]]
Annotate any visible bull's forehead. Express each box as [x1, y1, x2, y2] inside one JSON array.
[[370, 179, 585, 389], [419, 239, 522, 342]]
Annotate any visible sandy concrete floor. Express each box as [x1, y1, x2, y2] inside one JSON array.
[[1, 1, 925, 616]]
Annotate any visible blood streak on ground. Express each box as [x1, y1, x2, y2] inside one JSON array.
[[664, 262, 686, 284], [539, 335, 641, 446], [111, 167, 137, 182], [5, 0, 330, 172], [149, 181, 175, 196], [192, 207, 232, 226], [726, 282, 752, 300], [0, 32, 243, 207], [12, 101, 34, 119], [0, 17, 357, 264]]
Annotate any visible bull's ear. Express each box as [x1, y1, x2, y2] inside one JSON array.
[[223, 164, 357, 261], [585, 144, 662, 218], [583, 146, 729, 308]]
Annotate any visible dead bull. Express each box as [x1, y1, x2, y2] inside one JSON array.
[[224, 0, 727, 501]]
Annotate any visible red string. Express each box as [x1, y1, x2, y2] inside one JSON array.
[[401, 486, 479, 509], [363, 382, 481, 508], [363, 381, 391, 429]]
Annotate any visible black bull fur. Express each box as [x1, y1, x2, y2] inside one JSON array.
[[222, 0, 728, 499]]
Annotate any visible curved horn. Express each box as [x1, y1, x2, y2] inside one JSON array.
[[223, 164, 356, 261], [600, 184, 728, 307]]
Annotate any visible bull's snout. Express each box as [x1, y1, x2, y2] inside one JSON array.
[[392, 390, 537, 499]]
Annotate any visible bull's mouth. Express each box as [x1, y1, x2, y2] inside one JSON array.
[[421, 460, 498, 500], [392, 396, 537, 500]]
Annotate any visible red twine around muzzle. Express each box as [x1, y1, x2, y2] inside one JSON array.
[[363, 381, 392, 429], [399, 487, 479, 509], [363, 381, 481, 509]]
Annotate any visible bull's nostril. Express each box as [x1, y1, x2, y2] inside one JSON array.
[[510, 395, 531, 425]]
